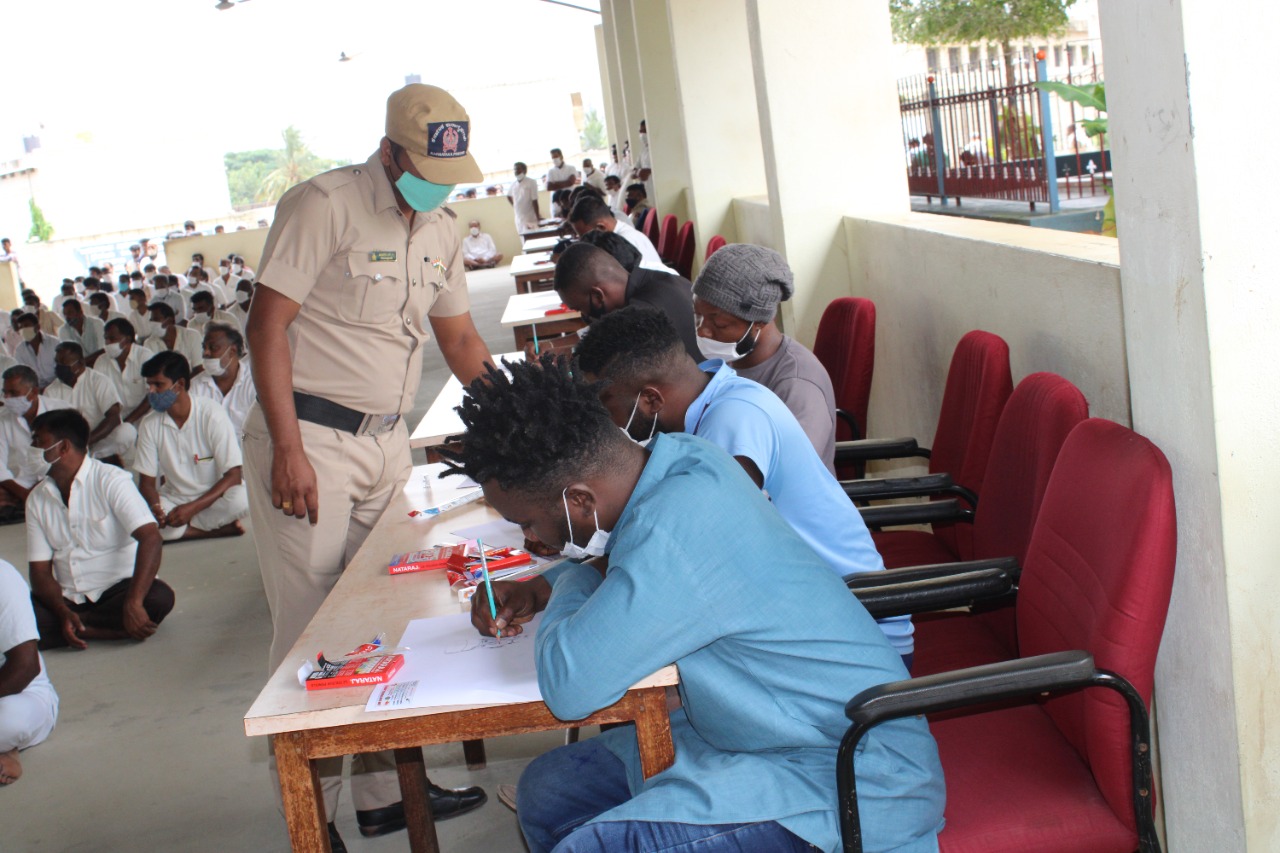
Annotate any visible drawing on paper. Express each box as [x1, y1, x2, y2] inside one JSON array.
[[444, 635, 524, 654]]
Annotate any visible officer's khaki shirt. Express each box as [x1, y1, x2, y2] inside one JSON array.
[[256, 152, 470, 415]]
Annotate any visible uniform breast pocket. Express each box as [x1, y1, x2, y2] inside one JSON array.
[[342, 255, 407, 325]]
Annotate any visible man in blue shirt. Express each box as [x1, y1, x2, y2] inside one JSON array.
[[574, 306, 914, 662], [445, 355, 944, 853]]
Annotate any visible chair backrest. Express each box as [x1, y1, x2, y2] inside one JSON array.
[[705, 234, 727, 260], [1017, 418, 1176, 831], [929, 330, 1013, 560], [813, 297, 876, 444], [657, 214, 680, 262], [971, 372, 1089, 562], [674, 221, 696, 280], [642, 208, 661, 247]]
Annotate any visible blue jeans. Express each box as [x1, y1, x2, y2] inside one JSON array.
[[518, 739, 818, 853]]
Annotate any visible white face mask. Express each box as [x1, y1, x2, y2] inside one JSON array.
[[193, 310, 210, 321], [3, 395, 32, 418], [553, 157, 564, 168], [20, 327, 36, 343], [25, 440, 62, 479], [696, 322, 759, 365], [620, 391, 656, 448], [202, 354, 229, 377], [104, 341, 125, 359], [584, 166, 594, 175], [560, 489, 610, 560], [236, 290, 251, 305], [230, 263, 243, 275], [219, 264, 229, 276], [469, 227, 480, 238]]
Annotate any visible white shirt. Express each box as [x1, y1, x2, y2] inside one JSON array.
[[93, 344, 149, 412], [462, 232, 499, 262], [126, 309, 155, 342], [607, 192, 629, 222], [43, 368, 124, 431], [58, 315, 106, 356], [134, 395, 241, 501], [190, 361, 255, 438], [613, 218, 679, 276], [16, 335, 58, 387], [547, 162, 578, 186], [0, 352, 15, 374], [229, 302, 251, 332], [187, 309, 243, 337], [583, 168, 606, 192], [0, 561, 55, 700], [144, 325, 204, 370], [26, 457, 155, 604], [0, 397, 72, 488], [507, 175, 540, 233], [152, 289, 187, 322]]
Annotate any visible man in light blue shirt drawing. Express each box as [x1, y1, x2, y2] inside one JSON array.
[[446, 355, 944, 853], [575, 306, 914, 664]]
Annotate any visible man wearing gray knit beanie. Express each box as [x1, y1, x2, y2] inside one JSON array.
[[692, 244, 838, 473]]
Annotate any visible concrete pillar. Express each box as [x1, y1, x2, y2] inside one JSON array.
[[745, 0, 908, 343], [594, 25, 621, 151], [1102, 1, 1280, 848], [609, 0, 646, 171], [597, 7, 628, 151], [666, 0, 768, 268], [632, 0, 691, 223]]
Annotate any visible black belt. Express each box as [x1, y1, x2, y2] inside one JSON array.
[[292, 392, 401, 437]]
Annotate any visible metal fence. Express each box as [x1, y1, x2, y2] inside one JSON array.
[[899, 56, 1108, 211]]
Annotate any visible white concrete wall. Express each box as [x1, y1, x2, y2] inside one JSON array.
[[730, 196, 775, 252], [632, 0, 691, 224], [842, 214, 1127, 446]]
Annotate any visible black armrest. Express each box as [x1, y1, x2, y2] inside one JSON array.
[[835, 409, 863, 442], [844, 556, 1020, 590], [833, 437, 929, 464], [842, 472, 953, 502], [852, 568, 1015, 619], [859, 499, 972, 528]]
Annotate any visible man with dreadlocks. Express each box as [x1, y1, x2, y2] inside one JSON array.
[[444, 354, 945, 853]]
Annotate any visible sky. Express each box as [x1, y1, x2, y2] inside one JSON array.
[[0, 0, 606, 171]]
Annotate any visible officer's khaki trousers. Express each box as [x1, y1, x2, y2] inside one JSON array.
[[243, 403, 407, 816]]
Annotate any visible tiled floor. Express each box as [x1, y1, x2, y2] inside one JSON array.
[[3, 265, 553, 852]]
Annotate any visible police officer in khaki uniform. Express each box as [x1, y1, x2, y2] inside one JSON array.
[[244, 84, 491, 848]]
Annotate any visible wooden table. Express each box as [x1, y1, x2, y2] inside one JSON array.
[[409, 352, 524, 450], [521, 220, 566, 241], [509, 252, 558, 294], [244, 464, 678, 853], [521, 235, 561, 255], [500, 291, 584, 351]]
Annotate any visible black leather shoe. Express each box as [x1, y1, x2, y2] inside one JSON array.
[[327, 822, 348, 853], [356, 784, 488, 837]]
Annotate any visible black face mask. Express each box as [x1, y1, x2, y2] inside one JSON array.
[[54, 364, 78, 386]]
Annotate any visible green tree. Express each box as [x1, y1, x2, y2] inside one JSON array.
[[255, 126, 345, 204], [580, 108, 606, 151], [27, 198, 53, 242], [890, 0, 1075, 82], [224, 148, 277, 208]]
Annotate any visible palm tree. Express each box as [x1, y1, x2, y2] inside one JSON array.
[[256, 126, 323, 203]]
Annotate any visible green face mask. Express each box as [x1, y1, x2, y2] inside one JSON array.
[[395, 170, 455, 212]]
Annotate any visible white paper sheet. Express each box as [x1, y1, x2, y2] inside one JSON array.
[[402, 466, 481, 516], [449, 518, 529, 552], [365, 612, 544, 712]]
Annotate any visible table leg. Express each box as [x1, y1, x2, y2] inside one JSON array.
[[273, 732, 330, 853], [395, 746, 440, 853], [462, 738, 487, 770], [633, 686, 676, 779]]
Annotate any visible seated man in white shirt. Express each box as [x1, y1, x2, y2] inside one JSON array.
[[96, 319, 151, 427], [45, 342, 137, 465], [462, 220, 504, 271], [190, 324, 255, 439], [229, 280, 253, 331], [12, 313, 57, 389], [143, 302, 204, 375], [0, 559, 59, 786], [0, 367, 72, 518], [568, 196, 678, 276], [135, 351, 247, 541], [26, 409, 173, 650], [57, 300, 106, 365], [150, 274, 187, 322], [186, 290, 241, 336], [86, 293, 128, 330], [124, 288, 154, 342]]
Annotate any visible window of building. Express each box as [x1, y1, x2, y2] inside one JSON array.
[[1066, 45, 1076, 65], [926, 47, 939, 70], [969, 45, 982, 65], [1054, 45, 1064, 66], [1080, 45, 1090, 63], [948, 46, 962, 68]]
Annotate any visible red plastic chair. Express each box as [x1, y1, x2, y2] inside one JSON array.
[[840, 418, 1176, 853], [813, 298, 876, 479], [674, 221, 696, 280], [705, 235, 727, 260], [656, 214, 679, 263], [868, 330, 1012, 562], [642, 208, 660, 248]]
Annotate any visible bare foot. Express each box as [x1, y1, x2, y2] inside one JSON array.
[[0, 748, 21, 785], [182, 520, 245, 540]]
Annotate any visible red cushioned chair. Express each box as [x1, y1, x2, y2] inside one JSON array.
[[642, 208, 661, 249], [674, 221, 696, 280], [847, 373, 1088, 670], [843, 331, 1012, 561], [705, 234, 727, 260], [657, 214, 680, 263], [841, 419, 1176, 853], [813, 298, 876, 479]]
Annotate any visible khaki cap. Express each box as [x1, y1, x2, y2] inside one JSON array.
[[385, 84, 482, 184]]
